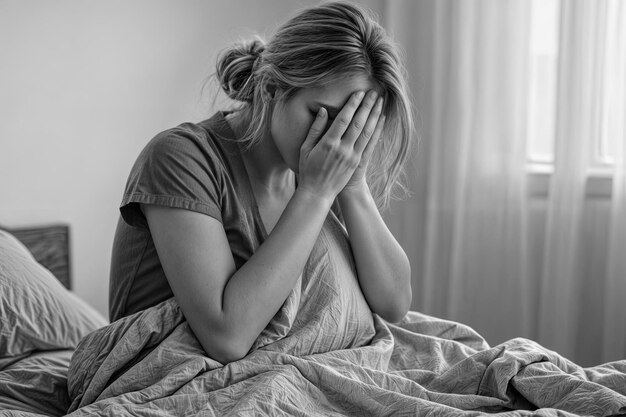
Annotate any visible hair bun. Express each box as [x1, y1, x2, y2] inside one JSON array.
[[216, 38, 266, 102]]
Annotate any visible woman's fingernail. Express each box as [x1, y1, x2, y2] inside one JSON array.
[[356, 91, 365, 100], [318, 107, 326, 118]]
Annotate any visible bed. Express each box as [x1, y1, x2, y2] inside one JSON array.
[[0, 226, 107, 415], [1, 226, 625, 417]]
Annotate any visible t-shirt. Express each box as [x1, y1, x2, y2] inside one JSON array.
[[108, 112, 268, 322]]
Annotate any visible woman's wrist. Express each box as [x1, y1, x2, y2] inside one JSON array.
[[293, 186, 336, 212], [338, 179, 370, 205]]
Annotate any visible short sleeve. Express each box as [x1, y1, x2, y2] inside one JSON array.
[[120, 125, 224, 229]]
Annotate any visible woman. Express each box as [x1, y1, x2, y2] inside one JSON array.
[[109, 1, 414, 364]]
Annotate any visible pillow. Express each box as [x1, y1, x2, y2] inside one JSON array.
[[0, 229, 108, 357]]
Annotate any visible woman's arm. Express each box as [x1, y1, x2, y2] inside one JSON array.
[[335, 94, 412, 322], [338, 182, 412, 323], [144, 188, 332, 364], [144, 91, 377, 364]]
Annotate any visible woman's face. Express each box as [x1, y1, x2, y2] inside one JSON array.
[[269, 74, 378, 172]]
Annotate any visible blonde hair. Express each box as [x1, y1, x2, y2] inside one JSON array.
[[214, 1, 414, 210]]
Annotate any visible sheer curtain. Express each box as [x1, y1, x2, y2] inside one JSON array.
[[383, 0, 626, 365], [385, 0, 532, 345], [538, 0, 626, 362], [601, 0, 626, 363]]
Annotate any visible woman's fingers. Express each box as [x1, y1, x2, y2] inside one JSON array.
[[354, 96, 383, 154], [360, 114, 385, 163], [301, 107, 328, 154], [325, 91, 366, 140], [343, 90, 380, 147]]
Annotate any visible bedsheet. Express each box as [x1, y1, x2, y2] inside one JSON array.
[[61, 211, 626, 416], [60, 298, 625, 416], [0, 349, 72, 416]]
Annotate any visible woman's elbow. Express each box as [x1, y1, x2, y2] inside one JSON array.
[[195, 329, 251, 365], [211, 347, 249, 365], [378, 298, 411, 324], [381, 281, 412, 323]]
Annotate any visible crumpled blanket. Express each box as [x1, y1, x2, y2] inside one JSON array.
[[66, 216, 626, 416]]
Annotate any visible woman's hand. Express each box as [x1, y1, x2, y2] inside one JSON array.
[[298, 90, 385, 201]]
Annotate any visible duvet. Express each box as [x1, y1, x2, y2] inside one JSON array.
[[60, 299, 626, 416], [1, 216, 626, 416]]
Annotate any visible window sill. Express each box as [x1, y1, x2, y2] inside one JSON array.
[[527, 164, 613, 198]]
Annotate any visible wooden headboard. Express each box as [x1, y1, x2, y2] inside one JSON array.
[[1, 224, 71, 290]]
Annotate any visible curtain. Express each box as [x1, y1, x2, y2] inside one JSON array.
[[601, 0, 626, 363], [538, 0, 626, 363], [383, 0, 626, 365]]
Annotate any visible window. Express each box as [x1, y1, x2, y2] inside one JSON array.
[[526, 0, 560, 169], [596, 0, 625, 167], [526, 0, 622, 173]]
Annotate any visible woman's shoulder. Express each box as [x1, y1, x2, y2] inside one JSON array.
[[140, 112, 238, 167], [120, 112, 242, 229], [149, 112, 233, 149]]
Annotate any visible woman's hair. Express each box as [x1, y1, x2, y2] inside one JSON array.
[[214, 1, 414, 210]]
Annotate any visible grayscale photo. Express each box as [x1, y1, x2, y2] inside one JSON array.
[[1, 0, 625, 415]]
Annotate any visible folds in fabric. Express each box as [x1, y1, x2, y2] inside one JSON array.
[[64, 213, 626, 416]]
